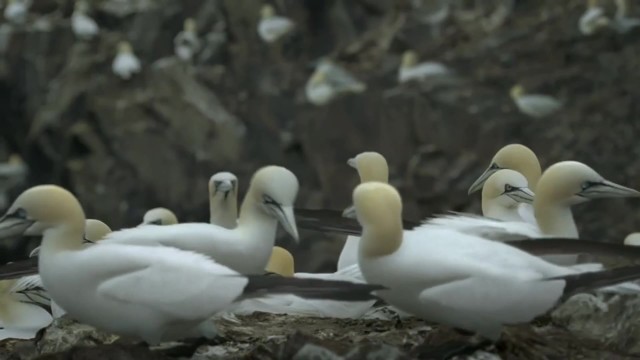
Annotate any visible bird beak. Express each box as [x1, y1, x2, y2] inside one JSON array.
[[139, 219, 162, 226], [215, 180, 234, 195], [342, 205, 357, 219], [276, 206, 299, 242], [347, 158, 357, 169], [506, 187, 535, 204], [28, 246, 40, 258], [468, 166, 499, 194], [0, 215, 34, 239], [580, 180, 640, 199]]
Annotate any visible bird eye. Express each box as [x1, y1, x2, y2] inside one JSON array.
[[263, 195, 278, 205], [504, 184, 514, 192], [490, 163, 500, 170], [12, 208, 27, 219], [581, 181, 597, 191]]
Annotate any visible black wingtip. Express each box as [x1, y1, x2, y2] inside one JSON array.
[[550, 264, 640, 298], [508, 238, 640, 259], [0, 258, 39, 280], [295, 207, 421, 236], [242, 275, 385, 302]]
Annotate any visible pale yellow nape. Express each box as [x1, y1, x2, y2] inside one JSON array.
[[265, 246, 294, 277]]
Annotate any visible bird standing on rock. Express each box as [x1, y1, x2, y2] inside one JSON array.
[[112, 41, 141, 80]]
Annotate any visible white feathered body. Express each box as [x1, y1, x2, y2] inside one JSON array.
[[72, 12, 99, 40], [103, 222, 278, 275], [112, 53, 141, 80], [398, 62, 450, 83], [174, 31, 200, 61], [38, 243, 248, 343], [4, 1, 29, 24], [0, 275, 53, 340], [579, 7, 609, 35], [514, 95, 562, 118], [257, 16, 294, 43]]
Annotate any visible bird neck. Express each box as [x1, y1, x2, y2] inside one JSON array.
[[482, 200, 522, 222], [210, 195, 238, 229], [533, 198, 578, 237], [360, 220, 403, 258], [237, 192, 278, 236], [39, 220, 86, 255]]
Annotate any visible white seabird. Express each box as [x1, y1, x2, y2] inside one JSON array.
[[174, 18, 201, 62], [579, 0, 610, 35], [104, 166, 300, 275], [398, 50, 452, 84], [208, 171, 238, 229], [481, 169, 535, 223], [468, 143, 542, 194], [140, 207, 178, 226], [0, 185, 384, 344], [4, 0, 30, 25], [339, 151, 389, 271], [257, 4, 294, 43], [611, 0, 640, 34], [112, 41, 141, 80], [353, 181, 640, 340], [510, 84, 562, 119], [71, 0, 99, 41], [305, 60, 366, 106]]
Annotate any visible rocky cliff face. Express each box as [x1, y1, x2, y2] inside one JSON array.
[[1, 1, 640, 270]]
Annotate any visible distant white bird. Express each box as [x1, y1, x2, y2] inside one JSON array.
[[139, 207, 178, 226], [208, 172, 238, 229], [257, 4, 294, 43], [103, 166, 300, 275], [305, 60, 366, 106], [339, 152, 389, 271], [0, 275, 52, 340], [398, 50, 452, 84], [228, 246, 375, 318], [510, 84, 562, 119], [0, 154, 27, 211], [578, 0, 610, 35], [481, 169, 535, 223], [4, 0, 30, 25], [624, 233, 640, 246], [0, 185, 384, 344], [112, 41, 141, 80], [611, 0, 640, 34], [468, 144, 541, 194], [71, 0, 99, 40], [353, 181, 640, 340], [174, 18, 200, 62]]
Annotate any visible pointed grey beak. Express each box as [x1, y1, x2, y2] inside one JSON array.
[[468, 166, 499, 195], [28, 246, 40, 258], [0, 215, 33, 239], [347, 158, 357, 169], [276, 205, 299, 242], [506, 187, 535, 204], [579, 180, 640, 199], [342, 205, 357, 219]]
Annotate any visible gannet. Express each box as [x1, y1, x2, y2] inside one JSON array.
[[174, 18, 200, 62], [353, 181, 640, 340], [339, 152, 388, 271], [228, 246, 375, 318], [510, 84, 562, 119], [579, 0, 610, 35], [140, 207, 178, 226], [4, 0, 30, 25], [625, 233, 640, 246], [208, 172, 238, 229], [0, 185, 384, 344], [112, 41, 141, 80], [257, 4, 294, 43], [398, 50, 451, 84], [305, 60, 366, 106], [104, 166, 300, 275], [611, 0, 640, 34], [0, 154, 27, 211], [433, 161, 640, 244], [0, 275, 52, 340], [468, 143, 541, 194], [481, 169, 535, 223], [71, 0, 99, 40]]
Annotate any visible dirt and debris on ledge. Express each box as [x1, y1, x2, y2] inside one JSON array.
[[2, 294, 640, 360]]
